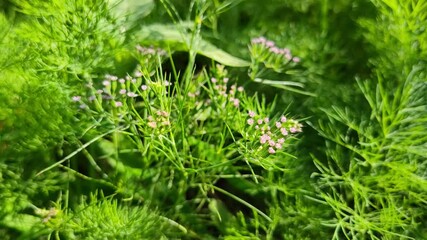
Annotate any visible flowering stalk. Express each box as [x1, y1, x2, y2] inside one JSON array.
[[249, 36, 301, 80], [243, 110, 302, 156]]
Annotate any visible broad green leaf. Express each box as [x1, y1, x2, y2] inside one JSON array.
[[197, 39, 250, 67], [136, 24, 250, 67], [254, 78, 316, 96], [109, 0, 154, 30]]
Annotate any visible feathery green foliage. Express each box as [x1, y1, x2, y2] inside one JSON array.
[[0, 0, 425, 239]]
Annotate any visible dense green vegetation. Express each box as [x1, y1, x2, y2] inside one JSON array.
[[0, 0, 426, 239]]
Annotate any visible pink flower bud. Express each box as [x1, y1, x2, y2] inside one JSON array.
[[281, 128, 288, 136], [248, 111, 256, 118], [281, 116, 287, 122]]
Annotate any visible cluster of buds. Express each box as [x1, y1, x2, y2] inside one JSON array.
[[246, 110, 302, 154], [72, 73, 142, 110], [251, 37, 300, 63], [249, 37, 301, 77], [147, 110, 170, 129], [35, 207, 59, 224], [135, 45, 167, 74], [210, 77, 244, 108], [136, 45, 167, 57], [71, 66, 175, 135]]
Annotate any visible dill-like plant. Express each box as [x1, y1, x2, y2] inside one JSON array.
[[311, 1, 427, 239]]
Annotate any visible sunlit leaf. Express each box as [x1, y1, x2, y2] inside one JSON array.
[[136, 24, 250, 67]]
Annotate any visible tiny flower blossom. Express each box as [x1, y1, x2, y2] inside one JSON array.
[[275, 122, 282, 128], [278, 138, 285, 144], [114, 101, 123, 107], [257, 119, 263, 125], [147, 48, 155, 54], [158, 49, 167, 56], [148, 121, 157, 128], [141, 85, 148, 91], [264, 117, 270, 123], [131, 78, 137, 83], [211, 77, 218, 83], [290, 127, 297, 133], [292, 57, 300, 63], [268, 147, 276, 154], [79, 104, 87, 109], [248, 111, 256, 118], [281, 116, 287, 122], [96, 89, 104, 94], [72, 96, 81, 102], [266, 40, 275, 47], [105, 74, 118, 81], [127, 92, 138, 97], [134, 71, 143, 77], [268, 140, 275, 147], [119, 78, 126, 84], [102, 80, 110, 86], [280, 128, 288, 136], [260, 134, 269, 144], [155, 110, 169, 117], [237, 86, 244, 92], [275, 143, 282, 149], [164, 81, 171, 86], [233, 98, 240, 107], [119, 89, 127, 95], [251, 36, 267, 44], [270, 47, 280, 54], [247, 118, 254, 125], [136, 45, 144, 52], [162, 111, 169, 117], [223, 77, 229, 83], [88, 95, 96, 101]]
